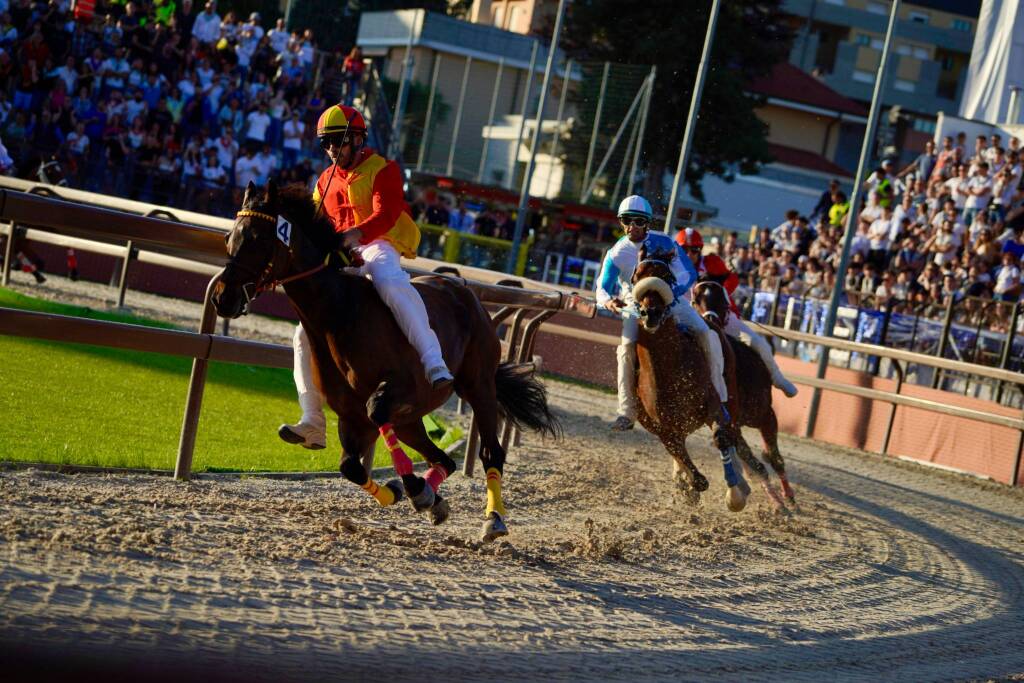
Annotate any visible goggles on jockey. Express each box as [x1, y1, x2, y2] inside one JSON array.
[[620, 215, 649, 229], [319, 132, 354, 150]]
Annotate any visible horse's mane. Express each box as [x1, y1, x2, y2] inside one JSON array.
[[275, 182, 338, 253]]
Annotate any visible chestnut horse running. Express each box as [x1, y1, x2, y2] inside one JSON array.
[[693, 281, 796, 505], [630, 245, 751, 510], [212, 181, 560, 542]]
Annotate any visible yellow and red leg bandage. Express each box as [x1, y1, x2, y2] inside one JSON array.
[[485, 467, 506, 517], [379, 423, 413, 477], [361, 479, 396, 507]]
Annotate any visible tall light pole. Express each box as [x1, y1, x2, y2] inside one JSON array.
[[662, 0, 722, 233], [504, 0, 568, 274], [804, 0, 901, 437]]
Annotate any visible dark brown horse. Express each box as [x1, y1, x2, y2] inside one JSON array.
[[693, 280, 795, 505], [630, 245, 750, 510], [212, 181, 560, 542]]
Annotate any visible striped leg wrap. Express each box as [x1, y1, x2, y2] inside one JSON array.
[[361, 479, 396, 507], [424, 464, 448, 492], [379, 423, 413, 476], [485, 467, 507, 517]]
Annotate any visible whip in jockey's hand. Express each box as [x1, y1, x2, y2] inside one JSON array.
[[677, 227, 798, 398], [595, 195, 731, 432], [278, 104, 455, 450]]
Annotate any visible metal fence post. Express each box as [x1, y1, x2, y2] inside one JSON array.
[[447, 56, 473, 177], [1, 222, 14, 286], [881, 360, 904, 456], [581, 61, 610, 201], [996, 302, 1021, 403], [507, 41, 539, 190], [116, 240, 134, 308], [416, 52, 442, 171], [477, 57, 506, 184], [932, 293, 956, 389]]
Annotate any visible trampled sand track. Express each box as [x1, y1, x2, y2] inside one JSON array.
[[2, 379, 1024, 683], [3, 272, 1024, 681]]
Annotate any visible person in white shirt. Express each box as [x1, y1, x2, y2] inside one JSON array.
[[867, 206, 892, 270], [859, 191, 884, 223], [195, 59, 215, 88], [923, 220, 960, 266], [233, 146, 260, 201], [994, 252, 1021, 301], [991, 166, 1017, 224], [124, 90, 147, 124], [50, 55, 77, 93], [849, 220, 871, 261], [963, 162, 993, 226], [244, 102, 271, 144], [281, 110, 304, 167], [890, 193, 915, 243], [244, 12, 264, 41], [268, 18, 289, 54], [214, 130, 238, 172], [943, 164, 969, 210], [930, 199, 967, 243], [254, 144, 277, 184], [101, 48, 130, 92], [192, 2, 221, 44]]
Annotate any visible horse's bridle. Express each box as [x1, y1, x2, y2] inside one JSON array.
[[227, 209, 327, 314], [692, 279, 729, 325]]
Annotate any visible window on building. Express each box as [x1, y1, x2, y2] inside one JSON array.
[[870, 38, 884, 50], [508, 5, 525, 32], [866, 2, 887, 14], [853, 70, 875, 83], [908, 11, 930, 24], [952, 19, 971, 32], [894, 79, 915, 93], [855, 33, 871, 46], [823, 0, 844, 5], [912, 118, 937, 135], [492, 5, 505, 27], [913, 46, 930, 59], [896, 43, 911, 56]]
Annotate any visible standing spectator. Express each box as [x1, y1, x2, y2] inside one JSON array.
[[191, 1, 220, 45], [213, 126, 237, 175], [281, 109, 303, 167], [243, 100, 270, 147], [963, 161, 993, 226], [931, 135, 957, 181], [899, 139, 935, 184], [342, 46, 363, 106], [448, 200, 474, 233], [867, 205, 892, 271], [267, 18, 289, 54], [943, 163, 969, 211], [254, 142, 276, 185], [994, 252, 1022, 302], [809, 178, 839, 224], [424, 193, 449, 226], [233, 144, 258, 201]]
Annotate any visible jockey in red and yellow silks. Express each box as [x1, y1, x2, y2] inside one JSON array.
[[279, 104, 454, 449], [677, 228, 798, 398]]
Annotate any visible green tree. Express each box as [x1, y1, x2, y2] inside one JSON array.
[[561, 0, 793, 205]]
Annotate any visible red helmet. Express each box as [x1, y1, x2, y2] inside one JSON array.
[[316, 104, 366, 137], [675, 227, 704, 249]]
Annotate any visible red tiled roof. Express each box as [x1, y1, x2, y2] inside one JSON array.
[[749, 63, 868, 118], [767, 143, 854, 178]]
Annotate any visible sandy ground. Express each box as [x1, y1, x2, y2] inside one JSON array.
[[3, 271, 1024, 682]]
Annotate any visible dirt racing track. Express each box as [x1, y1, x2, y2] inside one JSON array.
[[3, 380, 1024, 682]]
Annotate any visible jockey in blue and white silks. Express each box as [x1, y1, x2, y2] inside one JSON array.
[[595, 195, 729, 431]]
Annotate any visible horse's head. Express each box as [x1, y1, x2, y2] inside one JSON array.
[[212, 181, 299, 321], [692, 278, 731, 331], [630, 243, 677, 332]]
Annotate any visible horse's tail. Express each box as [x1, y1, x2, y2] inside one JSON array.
[[494, 362, 562, 439]]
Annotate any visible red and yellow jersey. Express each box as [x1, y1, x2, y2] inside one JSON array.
[[312, 148, 420, 258], [698, 253, 740, 315]]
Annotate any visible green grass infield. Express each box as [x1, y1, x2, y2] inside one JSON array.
[[0, 288, 461, 472]]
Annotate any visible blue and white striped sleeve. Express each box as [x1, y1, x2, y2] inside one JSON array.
[[595, 251, 620, 307]]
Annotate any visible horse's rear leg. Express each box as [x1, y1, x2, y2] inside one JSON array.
[[736, 434, 785, 511], [392, 421, 456, 526], [462, 379, 509, 543], [760, 411, 795, 502], [713, 423, 751, 513], [366, 381, 435, 514], [339, 423, 404, 508]]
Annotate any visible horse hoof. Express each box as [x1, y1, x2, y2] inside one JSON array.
[[481, 512, 508, 543], [429, 495, 451, 526], [676, 488, 701, 507], [725, 485, 748, 512], [693, 472, 709, 492], [384, 479, 405, 504], [409, 478, 435, 512]]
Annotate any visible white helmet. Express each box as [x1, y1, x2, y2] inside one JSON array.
[[617, 195, 652, 220]]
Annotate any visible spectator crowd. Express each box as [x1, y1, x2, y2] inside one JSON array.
[[705, 133, 1024, 332], [0, 0, 370, 216]]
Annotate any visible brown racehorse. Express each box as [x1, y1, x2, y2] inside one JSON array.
[[630, 245, 751, 510], [693, 280, 795, 505], [212, 180, 560, 542]]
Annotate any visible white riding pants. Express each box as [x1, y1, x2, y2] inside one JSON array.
[[722, 313, 787, 385], [291, 239, 448, 427], [617, 313, 639, 421]]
